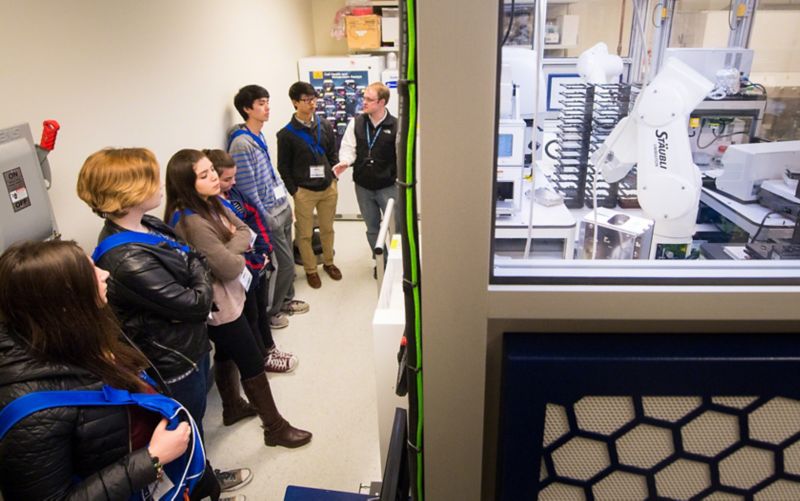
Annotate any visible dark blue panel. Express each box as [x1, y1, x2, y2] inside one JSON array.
[[497, 333, 800, 501], [284, 486, 372, 501]]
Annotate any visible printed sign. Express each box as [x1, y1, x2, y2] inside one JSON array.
[[3, 167, 31, 212], [308, 70, 369, 142]]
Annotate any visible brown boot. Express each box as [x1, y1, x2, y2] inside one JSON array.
[[214, 360, 257, 426], [241, 373, 312, 448]]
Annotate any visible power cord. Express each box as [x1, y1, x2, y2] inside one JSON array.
[[750, 210, 778, 243]]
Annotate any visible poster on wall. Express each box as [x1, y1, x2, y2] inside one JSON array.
[[308, 70, 368, 143]]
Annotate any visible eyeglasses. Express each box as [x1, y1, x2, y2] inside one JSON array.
[[298, 96, 318, 104]]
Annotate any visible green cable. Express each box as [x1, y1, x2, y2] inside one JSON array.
[[404, 0, 424, 499]]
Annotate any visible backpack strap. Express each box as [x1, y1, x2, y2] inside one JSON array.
[[0, 385, 206, 501], [92, 231, 190, 262]]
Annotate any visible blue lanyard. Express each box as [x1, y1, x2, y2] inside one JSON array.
[[169, 208, 194, 228], [228, 128, 281, 188], [365, 121, 384, 156], [218, 196, 243, 219], [170, 198, 238, 228], [286, 121, 325, 159], [93, 231, 190, 262], [228, 129, 272, 164]]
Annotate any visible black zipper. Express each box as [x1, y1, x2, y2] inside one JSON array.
[[151, 341, 199, 372]]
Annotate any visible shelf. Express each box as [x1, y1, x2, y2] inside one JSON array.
[[349, 47, 398, 54]]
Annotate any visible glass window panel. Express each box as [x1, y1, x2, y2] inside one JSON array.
[[748, 3, 800, 141], [493, 0, 800, 284], [670, 0, 731, 48], [544, 0, 636, 58]]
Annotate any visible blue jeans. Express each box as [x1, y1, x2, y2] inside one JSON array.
[[355, 183, 397, 257], [167, 352, 210, 440]]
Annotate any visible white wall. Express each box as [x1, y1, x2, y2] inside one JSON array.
[[1, 0, 315, 251], [311, 0, 349, 56]]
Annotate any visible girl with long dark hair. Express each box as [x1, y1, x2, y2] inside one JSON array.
[[165, 148, 311, 448], [0, 240, 191, 499]]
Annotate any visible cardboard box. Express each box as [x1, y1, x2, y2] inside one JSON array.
[[346, 15, 382, 50]]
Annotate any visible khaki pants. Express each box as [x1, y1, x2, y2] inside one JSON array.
[[293, 182, 338, 274]]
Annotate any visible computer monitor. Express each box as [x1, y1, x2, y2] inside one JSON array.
[[497, 119, 526, 166], [379, 407, 410, 501]]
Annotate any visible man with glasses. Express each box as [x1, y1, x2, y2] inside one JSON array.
[[333, 82, 397, 279], [277, 81, 341, 289]]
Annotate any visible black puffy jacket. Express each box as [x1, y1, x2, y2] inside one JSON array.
[[0, 324, 157, 499], [95, 216, 213, 381]]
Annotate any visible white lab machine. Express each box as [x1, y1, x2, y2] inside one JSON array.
[[496, 119, 526, 217], [499, 47, 538, 119], [715, 141, 800, 202], [663, 48, 754, 84]]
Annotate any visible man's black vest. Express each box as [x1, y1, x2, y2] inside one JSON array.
[[353, 112, 397, 190]]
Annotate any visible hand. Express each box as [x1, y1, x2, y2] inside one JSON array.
[[332, 162, 348, 177], [263, 253, 270, 264], [147, 419, 190, 465]]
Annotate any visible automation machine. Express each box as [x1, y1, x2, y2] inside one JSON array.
[[714, 141, 800, 202], [495, 48, 533, 218], [591, 58, 715, 259], [0, 121, 60, 252]]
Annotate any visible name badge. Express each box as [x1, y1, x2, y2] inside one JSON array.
[[239, 267, 253, 291], [249, 228, 258, 248], [273, 184, 287, 199], [309, 165, 325, 179]]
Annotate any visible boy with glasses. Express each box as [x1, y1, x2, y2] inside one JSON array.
[[277, 81, 341, 289]]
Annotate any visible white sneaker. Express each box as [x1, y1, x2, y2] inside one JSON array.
[[270, 312, 289, 329], [215, 468, 253, 492], [281, 299, 310, 315]]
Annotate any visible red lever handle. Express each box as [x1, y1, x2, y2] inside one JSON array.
[[40, 120, 61, 151]]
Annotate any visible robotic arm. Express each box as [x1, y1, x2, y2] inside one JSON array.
[[591, 58, 714, 258]]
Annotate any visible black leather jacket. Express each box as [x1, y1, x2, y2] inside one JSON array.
[[95, 216, 213, 381], [0, 324, 157, 499]]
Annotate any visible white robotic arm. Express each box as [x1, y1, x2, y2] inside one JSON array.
[[591, 57, 714, 258], [576, 42, 624, 85]]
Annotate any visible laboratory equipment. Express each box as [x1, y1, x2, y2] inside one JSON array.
[[592, 57, 715, 259], [663, 48, 754, 86], [548, 43, 634, 209], [690, 97, 766, 166], [499, 47, 538, 119], [578, 208, 654, 259], [1, 122, 60, 252], [746, 172, 800, 259], [381, 52, 399, 117], [715, 141, 800, 202]]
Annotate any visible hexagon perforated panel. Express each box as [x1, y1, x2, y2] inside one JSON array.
[[537, 396, 800, 500]]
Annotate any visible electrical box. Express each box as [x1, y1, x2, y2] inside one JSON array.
[[0, 123, 58, 252]]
